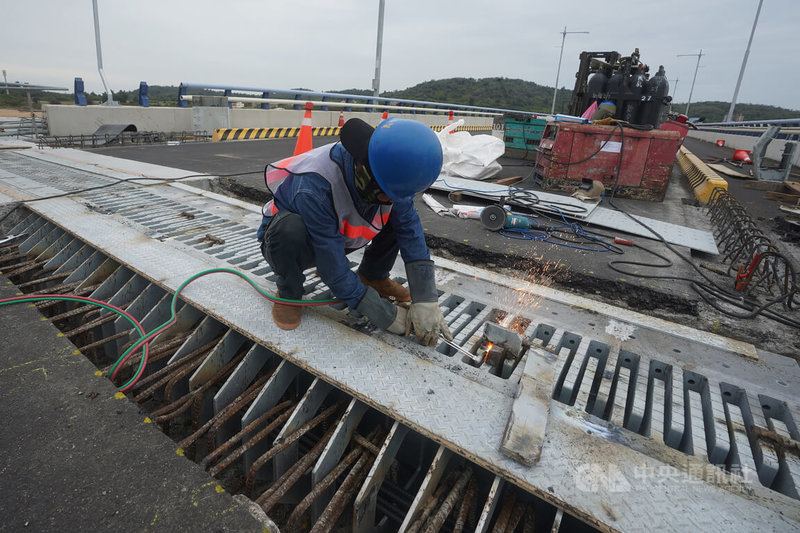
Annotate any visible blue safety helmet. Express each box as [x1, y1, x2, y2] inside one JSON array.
[[368, 118, 443, 201]]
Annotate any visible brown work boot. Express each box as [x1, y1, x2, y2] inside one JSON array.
[[272, 293, 302, 330], [358, 272, 411, 302]]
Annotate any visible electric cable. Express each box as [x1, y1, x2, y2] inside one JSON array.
[[492, 204, 623, 254], [0, 164, 263, 228], [107, 268, 339, 383], [593, 123, 799, 328], [605, 201, 800, 328], [0, 267, 340, 392], [534, 123, 623, 166]]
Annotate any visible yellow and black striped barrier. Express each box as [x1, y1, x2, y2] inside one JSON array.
[[430, 125, 493, 132], [212, 126, 342, 142], [213, 124, 493, 142], [676, 145, 728, 203]]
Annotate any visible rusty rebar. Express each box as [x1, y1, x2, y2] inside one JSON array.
[[205, 375, 275, 451], [491, 487, 516, 533], [103, 333, 190, 374], [352, 433, 380, 456], [245, 403, 343, 493], [504, 501, 525, 533], [308, 450, 373, 533], [207, 405, 296, 476], [283, 428, 383, 532], [201, 400, 294, 470], [452, 475, 477, 533], [284, 447, 365, 533], [33, 283, 94, 306], [0, 252, 27, 265], [16, 270, 71, 290], [152, 358, 205, 407], [152, 349, 246, 420], [132, 338, 220, 399], [407, 471, 458, 533], [153, 395, 195, 423], [423, 467, 473, 533], [79, 329, 132, 352], [4, 259, 47, 277], [522, 504, 535, 533], [63, 308, 125, 338], [178, 373, 271, 450], [256, 423, 338, 512], [49, 303, 97, 323]]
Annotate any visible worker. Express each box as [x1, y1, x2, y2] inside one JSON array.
[[257, 118, 453, 347]]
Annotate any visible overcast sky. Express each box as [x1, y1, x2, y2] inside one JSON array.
[[3, 0, 798, 112]]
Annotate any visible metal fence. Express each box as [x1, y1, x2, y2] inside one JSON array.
[[0, 117, 47, 138], [37, 130, 210, 149], [698, 118, 800, 141], [177, 82, 542, 118]]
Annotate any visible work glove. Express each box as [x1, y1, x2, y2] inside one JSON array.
[[386, 304, 409, 335], [355, 286, 396, 330], [404, 260, 453, 347], [405, 302, 452, 346]]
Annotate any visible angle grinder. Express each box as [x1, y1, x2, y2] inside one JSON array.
[[480, 205, 533, 231]]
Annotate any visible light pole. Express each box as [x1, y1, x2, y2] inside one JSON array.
[[669, 78, 679, 112], [372, 0, 385, 97], [551, 26, 589, 115], [92, 0, 116, 105], [726, 0, 763, 122], [677, 49, 704, 117]]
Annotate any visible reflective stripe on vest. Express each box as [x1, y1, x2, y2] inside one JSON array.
[[262, 143, 392, 249]]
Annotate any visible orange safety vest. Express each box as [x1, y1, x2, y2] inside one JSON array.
[[263, 143, 392, 249]]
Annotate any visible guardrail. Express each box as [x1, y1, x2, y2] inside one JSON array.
[[0, 117, 47, 138], [177, 83, 542, 118], [696, 118, 800, 141]]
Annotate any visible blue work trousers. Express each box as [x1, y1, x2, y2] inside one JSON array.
[[259, 211, 400, 301]]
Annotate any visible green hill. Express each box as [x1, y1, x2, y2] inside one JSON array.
[[380, 77, 571, 114], [669, 101, 799, 123]]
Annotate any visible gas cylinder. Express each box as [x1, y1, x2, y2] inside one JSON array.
[[605, 70, 623, 118], [623, 65, 646, 123], [638, 65, 670, 127], [582, 71, 608, 113]]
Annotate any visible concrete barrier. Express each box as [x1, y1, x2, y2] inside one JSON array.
[[44, 105, 193, 136], [44, 105, 493, 137], [688, 129, 799, 168]]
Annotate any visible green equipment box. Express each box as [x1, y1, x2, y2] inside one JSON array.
[[503, 115, 547, 159]]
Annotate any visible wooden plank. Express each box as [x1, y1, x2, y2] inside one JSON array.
[[499, 345, 558, 466], [491, 176, 524, 186], [708, 163, 751, 179], [744, 181, 785, 191], [784, 181, 800, 195], [765, 191, 800, 204]]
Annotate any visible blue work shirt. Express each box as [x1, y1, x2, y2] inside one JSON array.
[[257, 143, 430, 308]]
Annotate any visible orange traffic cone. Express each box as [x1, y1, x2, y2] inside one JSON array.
[[293, 102, 313, 156], [338, 110, 344, 127], [381, 110, 388, 120], [446, 110, 455, 133]]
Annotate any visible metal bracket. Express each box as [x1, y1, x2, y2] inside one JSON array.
[[752, 125, 800, 182]]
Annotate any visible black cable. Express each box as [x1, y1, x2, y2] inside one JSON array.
[[535, 123, 623, 166], [0, 155, 261, 229], [605, 200, 800, 328]]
